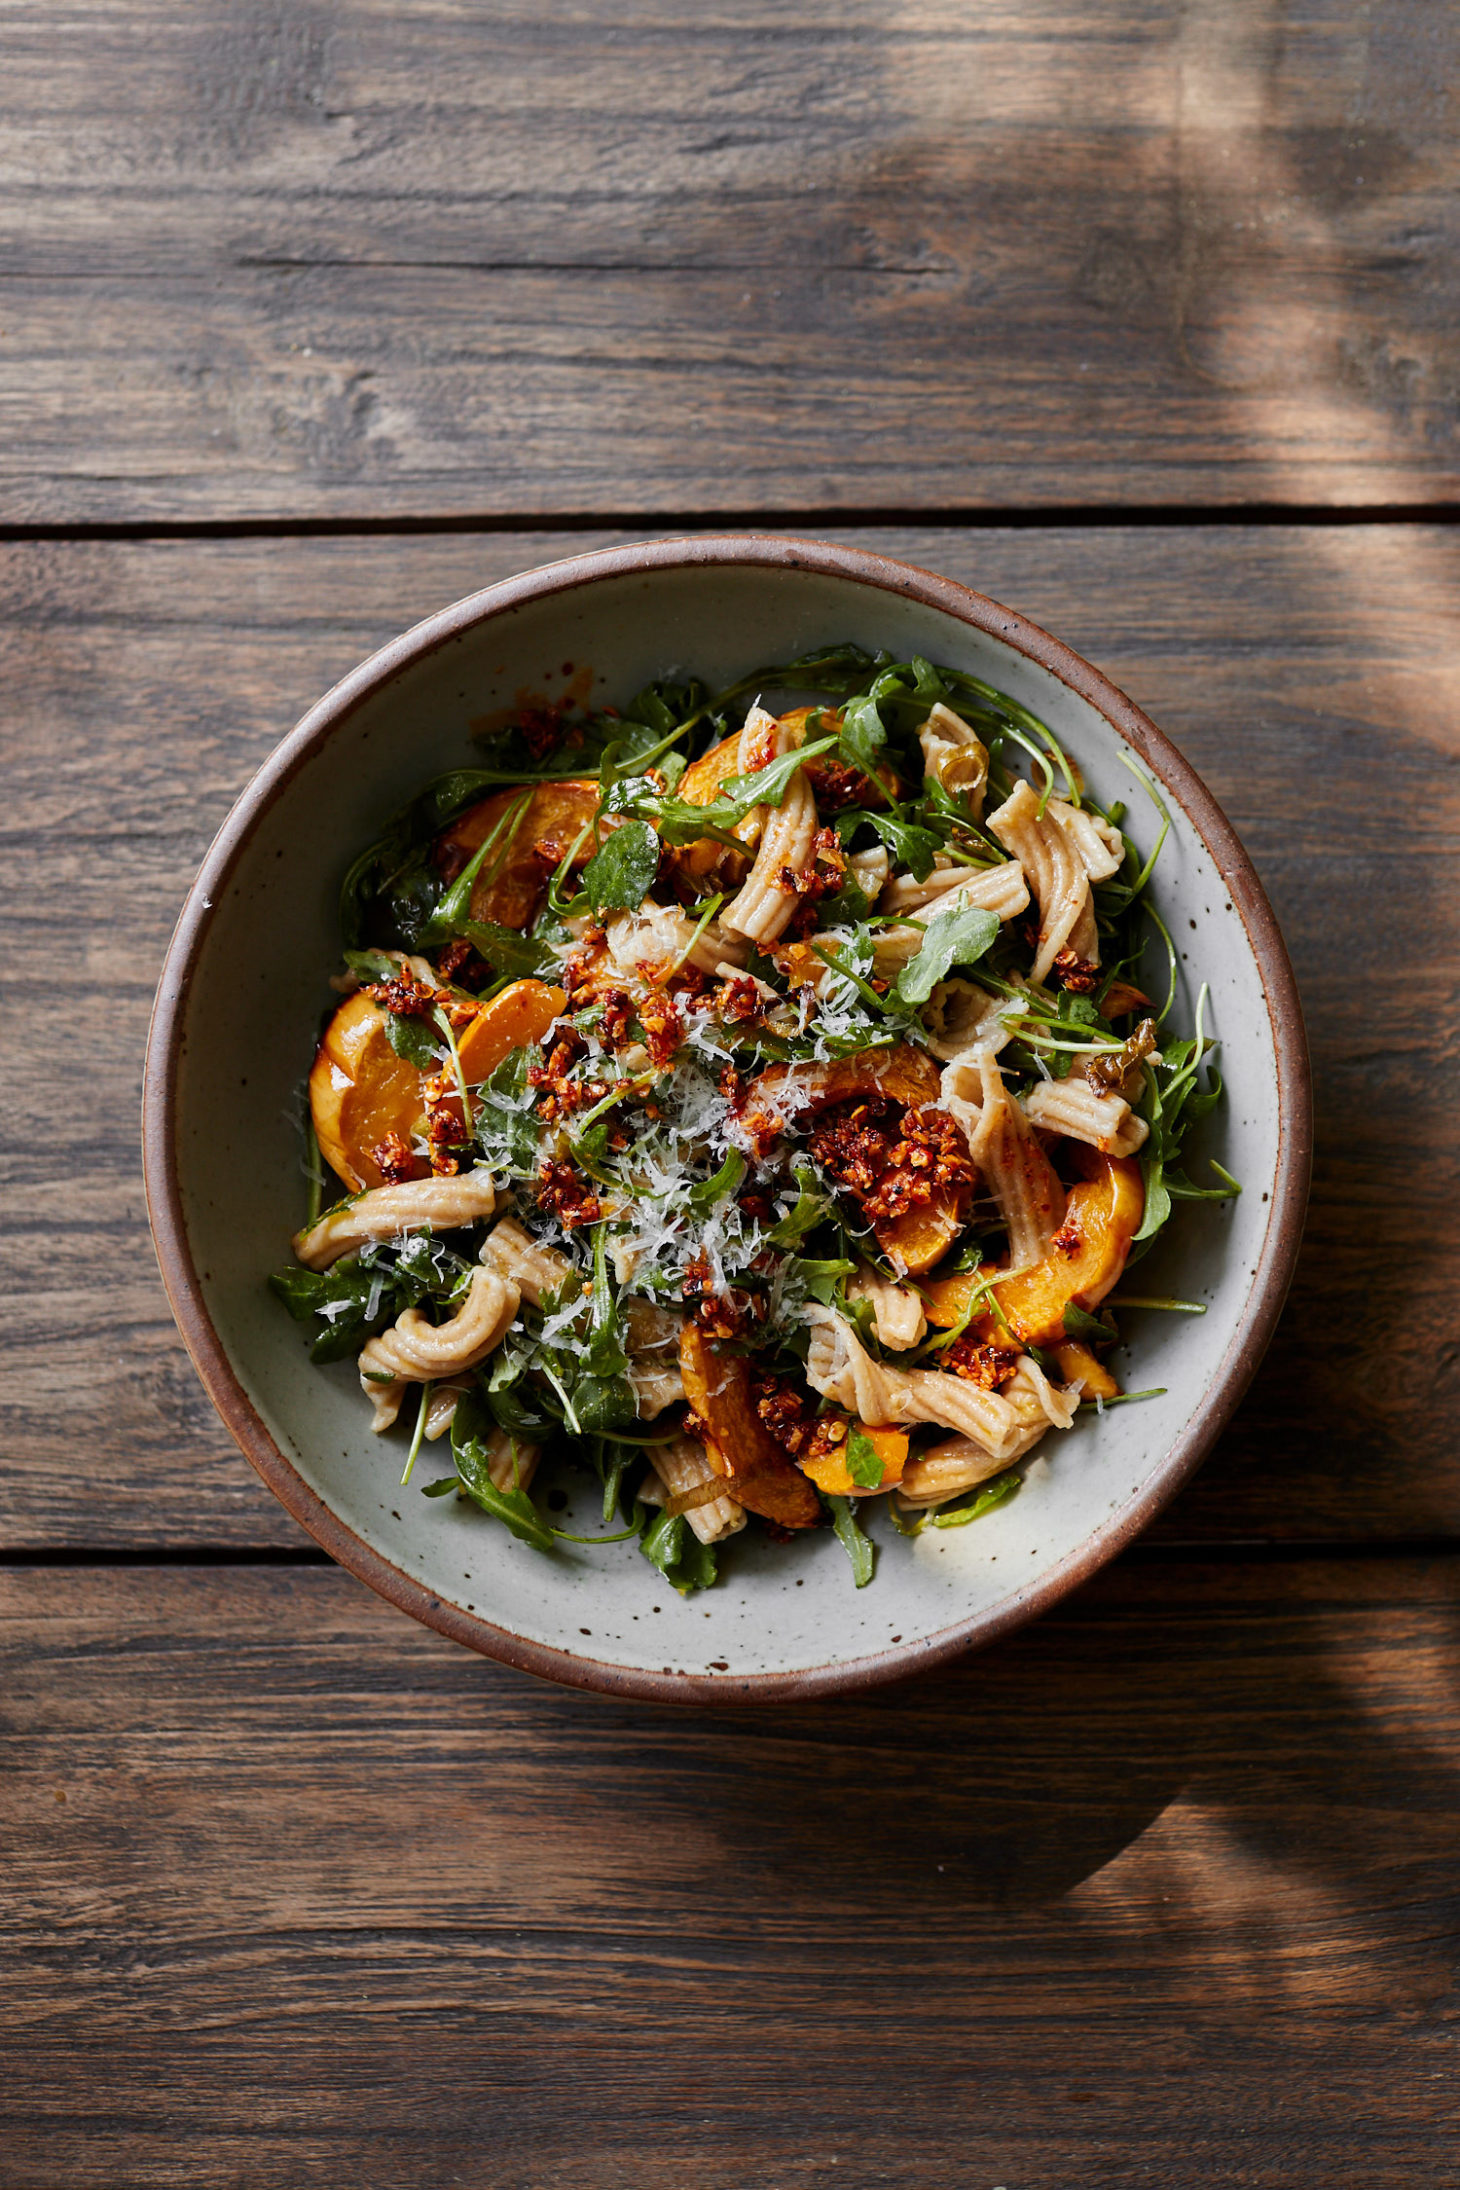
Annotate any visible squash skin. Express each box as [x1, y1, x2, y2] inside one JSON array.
[[678, 1325, 821, 1529], [309, 992, 428, 1193], [309, 978, 566, 1193], [434, 781, 602, 929], [919, 1154, 1144, 1348]]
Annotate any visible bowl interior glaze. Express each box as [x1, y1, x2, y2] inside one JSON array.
[[145, 538, 1309, 1700]]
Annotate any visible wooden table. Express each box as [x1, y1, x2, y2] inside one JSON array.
[[5, 7, 1459, 2183]]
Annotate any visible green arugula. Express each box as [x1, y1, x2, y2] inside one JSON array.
[[844, 1428, 886, 1490], [581, 818, 660, 916], [638, 1507, 720, 1595], [826, 1494, 875, 1586], [894, 903, 1001, 1005]]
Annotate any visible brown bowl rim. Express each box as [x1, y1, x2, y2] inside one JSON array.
[[142, 533, 1312, 1703]]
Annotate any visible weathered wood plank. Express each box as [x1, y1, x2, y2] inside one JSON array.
[[3, 2, 1458, 517], [2, 523, 1455, 1546], [2, 1559, 1457, 2186]]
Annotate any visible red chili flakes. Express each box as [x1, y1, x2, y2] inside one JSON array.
[[752, 1373, 816, 1456], [779, 826, 848, 939], [682, 1249, 754, 1339], [810, 1100, 975, 1224], [367, 969, 474, 1030], [434, 938, 491, 990], [636, 988, 684, 1069], [371, 1131, 425, 1186], [804, 754, 885, 815], [1050, 947, 1100, 994], [579, 987, 626, 1047], [1051, 1212, 1083, 1257], [713, 973, 765, 1027], [519, 706, 569, 763], [562, 923, 608, 1000], [536, 1158, 603, 1230], [943, 1337, 1022, 1390], [528, 1031, 600, 1124]]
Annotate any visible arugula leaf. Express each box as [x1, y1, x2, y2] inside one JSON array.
[[929, 1469, 1022, 1530], [767, 1163, 830, 1246], [721, 736, 838, 810], [450, 1390, 555, 1551], [582, 819, 660, 916], [844, 1427, 886, 1489], [638, 1508, 720, 1595], [269, 1233, 472, 1364], [894, 904, 1001, 1004], [688, 1147, 747, 1215], [826, 1494, 875, 1586], [603, 737, 837, 846], [1063, 1302, 1116, 1344], [343, 947, 402, 984], [842, 806, 943, 882], [380, 1010, 442, 1070], [838, 694, 886, 778], [797, 1257, 858, 1306]]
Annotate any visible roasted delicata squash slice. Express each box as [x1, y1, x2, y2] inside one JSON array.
[[678, 1325, 821, 1529], [739, 1046, 968, 1271], [310, 978, 566, 1191], [920, 1152, 1144, 1348], [875, 1194, 965, 1277], [738, 1045, 943, 1151], [798, 1423, 908, 1498], [433, 781, 602, 929]]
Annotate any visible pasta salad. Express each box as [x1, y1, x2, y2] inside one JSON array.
[[271, 645, 1234, 1593]]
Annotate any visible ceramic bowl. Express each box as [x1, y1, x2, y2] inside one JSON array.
[[143, 536, 1310, 1700]]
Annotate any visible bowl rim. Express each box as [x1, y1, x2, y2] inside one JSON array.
[[142, 532, 1312, 1702]]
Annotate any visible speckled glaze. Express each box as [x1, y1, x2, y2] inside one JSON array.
[[143, 537, 1311, 1701]]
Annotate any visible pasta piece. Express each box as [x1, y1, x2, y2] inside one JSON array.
[[847, 1268, 927, 1351], [921, 978, 1012, 1061], [364, 1374, 406, 1435], [625, 1300, 686, 1418], [897, 1434, 1011, 1508], [645, 1434, 747, 1546], [480, 1215, 570, 1305], [1022, 1077, 1149, 1156], [804, 1305, 1023, 1458], [425, 1376, 472, 1441], [848, 844, 890, 899], [1001, 1355, 1079, 1442], [881, 857, 1028, 920], [293, 1170, 498, 1271], [357, 1268, 520, 1413], [719, 715, 819, 946], [895, 1359, 1076, 1505], [941, 1048, 1065, 1272], [1049, 798, 1124, 883], [605, 900, 749, 978], [986, 779, 1100, 981], [918, 701, 989, 816], [482, 1426, 541, 1494], [873, 866, 1030, 979]]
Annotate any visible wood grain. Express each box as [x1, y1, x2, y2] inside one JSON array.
[[3, 1, 1459, 518], [3, 1558, 1458, 2187], [3, 522, 1457, 1549]]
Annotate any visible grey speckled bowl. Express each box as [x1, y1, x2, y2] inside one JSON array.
[[143, 537, 1310, 1701]]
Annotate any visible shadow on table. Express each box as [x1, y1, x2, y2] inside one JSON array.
[[581, 1551, 1460, 1933]]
